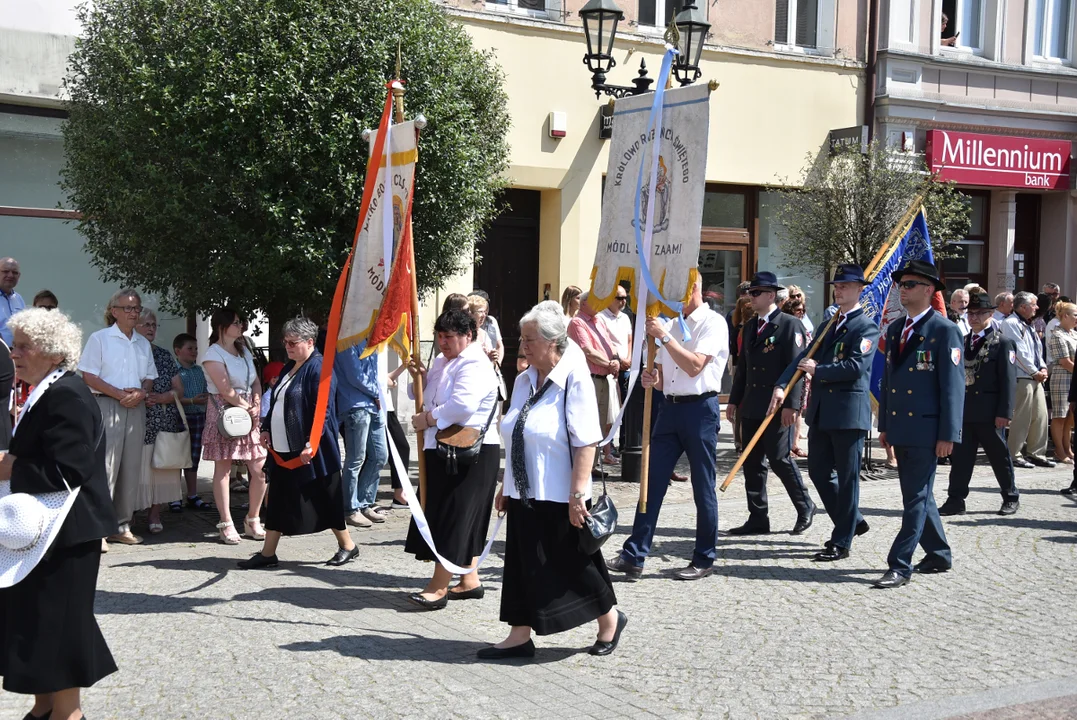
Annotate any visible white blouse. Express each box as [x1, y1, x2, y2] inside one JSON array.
[[419, 341, 500, 451], [501, 344, 603, 503], [269, 372, 296, 452], [203, 344, 256, 395]]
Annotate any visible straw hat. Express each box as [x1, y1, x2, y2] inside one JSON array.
[[0, 479, 79, 588]]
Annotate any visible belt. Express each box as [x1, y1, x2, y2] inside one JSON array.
[[665, 391, 717, 404], [591, 373, 612, 380]]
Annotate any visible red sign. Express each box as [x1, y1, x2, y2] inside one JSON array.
[[925, 130, 1071, 190]]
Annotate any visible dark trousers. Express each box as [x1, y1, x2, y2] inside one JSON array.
[[806, 426, 865, 550], [385, 410, 409, 491], [948, 422, 1019, 503], [620, 396, 720, 569], [887, 446, 952, 576], [740, 416, 815, 523]]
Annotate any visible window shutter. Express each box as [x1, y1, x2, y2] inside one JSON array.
[[775, 0, 790, 43]]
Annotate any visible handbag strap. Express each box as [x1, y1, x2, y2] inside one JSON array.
[[563, 382, 607, 498], [172, 394, 190, 432]]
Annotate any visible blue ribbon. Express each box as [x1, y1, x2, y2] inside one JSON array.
[[633, 47, 691, 341]]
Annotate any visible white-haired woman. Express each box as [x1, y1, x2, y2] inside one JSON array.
[[134, 309, 186, 533], [0, 309, 118, 720], [478, 300, 625, 660], [78, 288, 157, 547]]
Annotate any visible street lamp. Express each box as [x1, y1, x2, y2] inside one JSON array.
[[672, 1, 709, 86], [579, 0, 652, 98]]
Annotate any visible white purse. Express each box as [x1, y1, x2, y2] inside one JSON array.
[[212, 350, 255, 439], [152, 396, 193, 470]]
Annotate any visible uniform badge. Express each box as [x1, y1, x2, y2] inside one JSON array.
[[1008, 350, 1016, 365], [950, 348, 961, 366], [860, 338, 873, 354], [795, 333, 803, 348]]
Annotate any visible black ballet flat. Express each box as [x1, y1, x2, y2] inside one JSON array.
[[589, 610, 628, 656], [476, 639, 536, 660], [448, 585, 485, 601], [407, 592, 448, 610], [24, 712, 51, 720]]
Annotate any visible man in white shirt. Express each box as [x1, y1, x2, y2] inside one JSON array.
[[949, 289, 970, 337], [0, 257, 26, 346], [600, 285, 633, 450], [607, 277, 728, 582], [992, 292, 1013, 325], [1000, 292, 1054, 469]]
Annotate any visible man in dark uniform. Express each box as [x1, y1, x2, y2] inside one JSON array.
[[770, 264, 878, 561], [941, 292, 1021, 517], [876, 259, 964, 589], [727, 271, 816, 535]]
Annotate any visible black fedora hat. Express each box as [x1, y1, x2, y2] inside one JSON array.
[[967, 292, 996, 311], [832, 263, 867, 285], [891, 259, 945, 292], [748, 271, 784, 292]]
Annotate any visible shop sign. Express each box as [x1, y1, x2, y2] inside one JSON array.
[[828, 125, 868, 155], [925, 130, 1071, 190]]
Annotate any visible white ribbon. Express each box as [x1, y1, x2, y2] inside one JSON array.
[[598, 278, 650, 448]]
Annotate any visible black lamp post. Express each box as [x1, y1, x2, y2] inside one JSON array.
[[672, 1, 709, 86]]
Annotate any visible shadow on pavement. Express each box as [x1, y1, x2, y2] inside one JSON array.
[[95, 590, 225, 614], [279, 633, 579, 664], [949, 516, 1077, 533]]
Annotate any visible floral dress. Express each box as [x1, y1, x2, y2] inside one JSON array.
[[136, 344, 185, 508]]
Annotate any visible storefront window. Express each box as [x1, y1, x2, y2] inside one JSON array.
[[758, 190, 825, 326], [939, 190, 989, 291], [702, 189, 747, 228], [0, 113, 70, 209]]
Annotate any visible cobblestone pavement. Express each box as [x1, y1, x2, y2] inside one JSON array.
[[2, 434, 1076, 719]]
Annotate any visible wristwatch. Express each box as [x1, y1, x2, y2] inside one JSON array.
[[571, 491, 586, 499], [660, 334, 673, 345]]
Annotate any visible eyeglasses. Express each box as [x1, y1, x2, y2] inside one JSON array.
[[790, 293, 803, 299], [616, 295, 627, 302], [897, 280, 932, 290], [283, 339, 307, 348], [36, 304, 57, 311], [116, 305, 143, 314], [139, 322, 158, 329], [748, 289, 769, 297]]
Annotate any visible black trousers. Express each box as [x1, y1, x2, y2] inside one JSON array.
[[385, 410, 409, 491], [740, 416, 814, 522], [948, 422, 1019, 503]]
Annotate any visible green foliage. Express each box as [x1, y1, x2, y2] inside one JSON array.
[[775, 140, 972, 276], [61, 0, 510, 318]]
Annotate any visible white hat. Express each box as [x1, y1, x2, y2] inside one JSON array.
[[0, 479, 80, 588]]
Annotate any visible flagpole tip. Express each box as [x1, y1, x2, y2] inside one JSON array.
[[391, 80, 404, 90], [414, 114, 428, 130], [361, 128, 373, 142]]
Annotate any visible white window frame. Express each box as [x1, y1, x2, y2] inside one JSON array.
[[1030, 0, 1075, 64], [635, 0, 682, 33], [485, 0, 554, 21], [888, 0, 921, 51], [773, 0, 836, 54], [943, 0, 986, 55]]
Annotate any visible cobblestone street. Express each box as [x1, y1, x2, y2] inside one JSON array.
[[4, 437, 1076, 719]]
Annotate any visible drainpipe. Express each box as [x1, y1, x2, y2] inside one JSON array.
[[864, 0, 879, 141]]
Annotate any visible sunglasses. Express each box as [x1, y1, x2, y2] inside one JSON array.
[[748, 289, 770, 297], [897, 280, 932, 290], [616, 296, 627, 302]]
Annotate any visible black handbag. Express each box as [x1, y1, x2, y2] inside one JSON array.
[[565, 392, 617, 554], [434, 392, 499, 475]]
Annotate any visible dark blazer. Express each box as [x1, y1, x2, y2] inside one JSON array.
[[777, 307, 880, 432], [9, 372, 118, 546], [963, 327, 1017, 422], [730, 310, 806, 419], [0, 341, 12, 450], [262, 352, 341, 482], [878, 311, 965, 447]]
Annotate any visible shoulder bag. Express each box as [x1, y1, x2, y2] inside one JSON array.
[[152, 395, 193, 470], [435, 391, 498, 475], [211, 348, 254, 439]]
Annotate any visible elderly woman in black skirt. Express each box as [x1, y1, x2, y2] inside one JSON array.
[[238, 317, 359, 569], [406, 308, 501, 610], [479, 300, 627, 660], [0, 308, 118, 720]]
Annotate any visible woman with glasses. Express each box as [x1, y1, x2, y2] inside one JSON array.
[[78, 288, 158, 547], [202, 307, 267, 545], [785, 285, 813, 335]]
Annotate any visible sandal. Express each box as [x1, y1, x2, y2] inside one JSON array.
[[243, 516, 266, 540], [186, 495, 214, 511], [230, 480, 249, 493], [216, 521, 241, 545], [791, 447, 808, 458], [168, 500, 183, 513], [148, 520, 164, 534]]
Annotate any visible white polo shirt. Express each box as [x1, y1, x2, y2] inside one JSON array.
[[600, 307, 632, 359], [78, 324, 158, 392], [420, 340, 500, 451], [502, 343, 603, 503], [657, 304, 728, 397]]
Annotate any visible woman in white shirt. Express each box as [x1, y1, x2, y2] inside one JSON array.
[[201, 308, 267, 545], [405, 309, 500, 610], [477, 300, 625, 660]]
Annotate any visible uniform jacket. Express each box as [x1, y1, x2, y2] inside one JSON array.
[[962, 327, 1016, 423], [9, 372, 118, 546], [878, 311, 965, 447], [776, 307, 880, 432], [730, 310, 806, 420]]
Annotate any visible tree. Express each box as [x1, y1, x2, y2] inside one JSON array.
[[61, 0, 510, 323], [774, 140, 972, 278]]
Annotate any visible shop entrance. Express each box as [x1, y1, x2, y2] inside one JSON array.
[[1013, 194, 1041, 295]]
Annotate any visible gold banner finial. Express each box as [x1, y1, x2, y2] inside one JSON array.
[[664, 19, 680, 48]]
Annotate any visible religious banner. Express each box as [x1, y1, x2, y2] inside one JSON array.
[[589, 75, 711, 317]]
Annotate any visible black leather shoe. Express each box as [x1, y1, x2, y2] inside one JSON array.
[[938, 500, 966, 516], [727, 521, 770, 536], [326, 546, 360, 566], [872, 570, 910, 588], [237, 553, 278, 570], [589, 610, 628, 656], [673, 564, 713, 581], [913, 557, 951, 574], [1061, 483, 1077, 496], [812, 545, 849, 562], [1013, 457, 1035, 469], [1028, 456, 1057, 468], [407, 592, 448, 610], [855, 520, 870, 536], [791, 506, 816, 535], [998, 500, 1020, 516], [606, 556, 642, 581], [476, 639, 535, 660], [448, 585, 485, 600], [23, 712, 51, 720]]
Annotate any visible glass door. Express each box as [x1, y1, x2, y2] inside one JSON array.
[[697, 244, 747, 397]]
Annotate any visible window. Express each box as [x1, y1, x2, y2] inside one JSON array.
[[488, 0, 549, 17], [638, 0, 684, 29], [940, 191, 989, 290], [1033, 0, 1073, 60], [775, 0, 834, 51], [942, 0, 984, 51], [889, 0, 918, 47], [702, 189, 747, 228]]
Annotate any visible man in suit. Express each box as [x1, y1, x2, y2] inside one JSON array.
[[941, 292, 1021, 517], [875, 259, 964, 589], [770, 264, 878, 561], [727, 271, 816, 535]]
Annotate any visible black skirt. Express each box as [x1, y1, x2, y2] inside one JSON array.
[[500, 498, 617, 636], [264, 467, 346, 536], [404, 445, 499, 567], [0, 540, 117, 694]]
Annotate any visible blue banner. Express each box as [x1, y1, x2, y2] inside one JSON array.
[[859, 209, 935, 407]]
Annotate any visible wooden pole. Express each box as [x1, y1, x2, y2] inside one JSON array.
[[638, 336, 658, 513], [719, 193, 926, 492]]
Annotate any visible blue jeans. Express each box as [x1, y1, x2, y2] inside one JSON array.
[[341, 407, 388, 514]]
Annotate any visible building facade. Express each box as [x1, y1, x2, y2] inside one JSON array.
[[877, 0, 1077, 296]]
